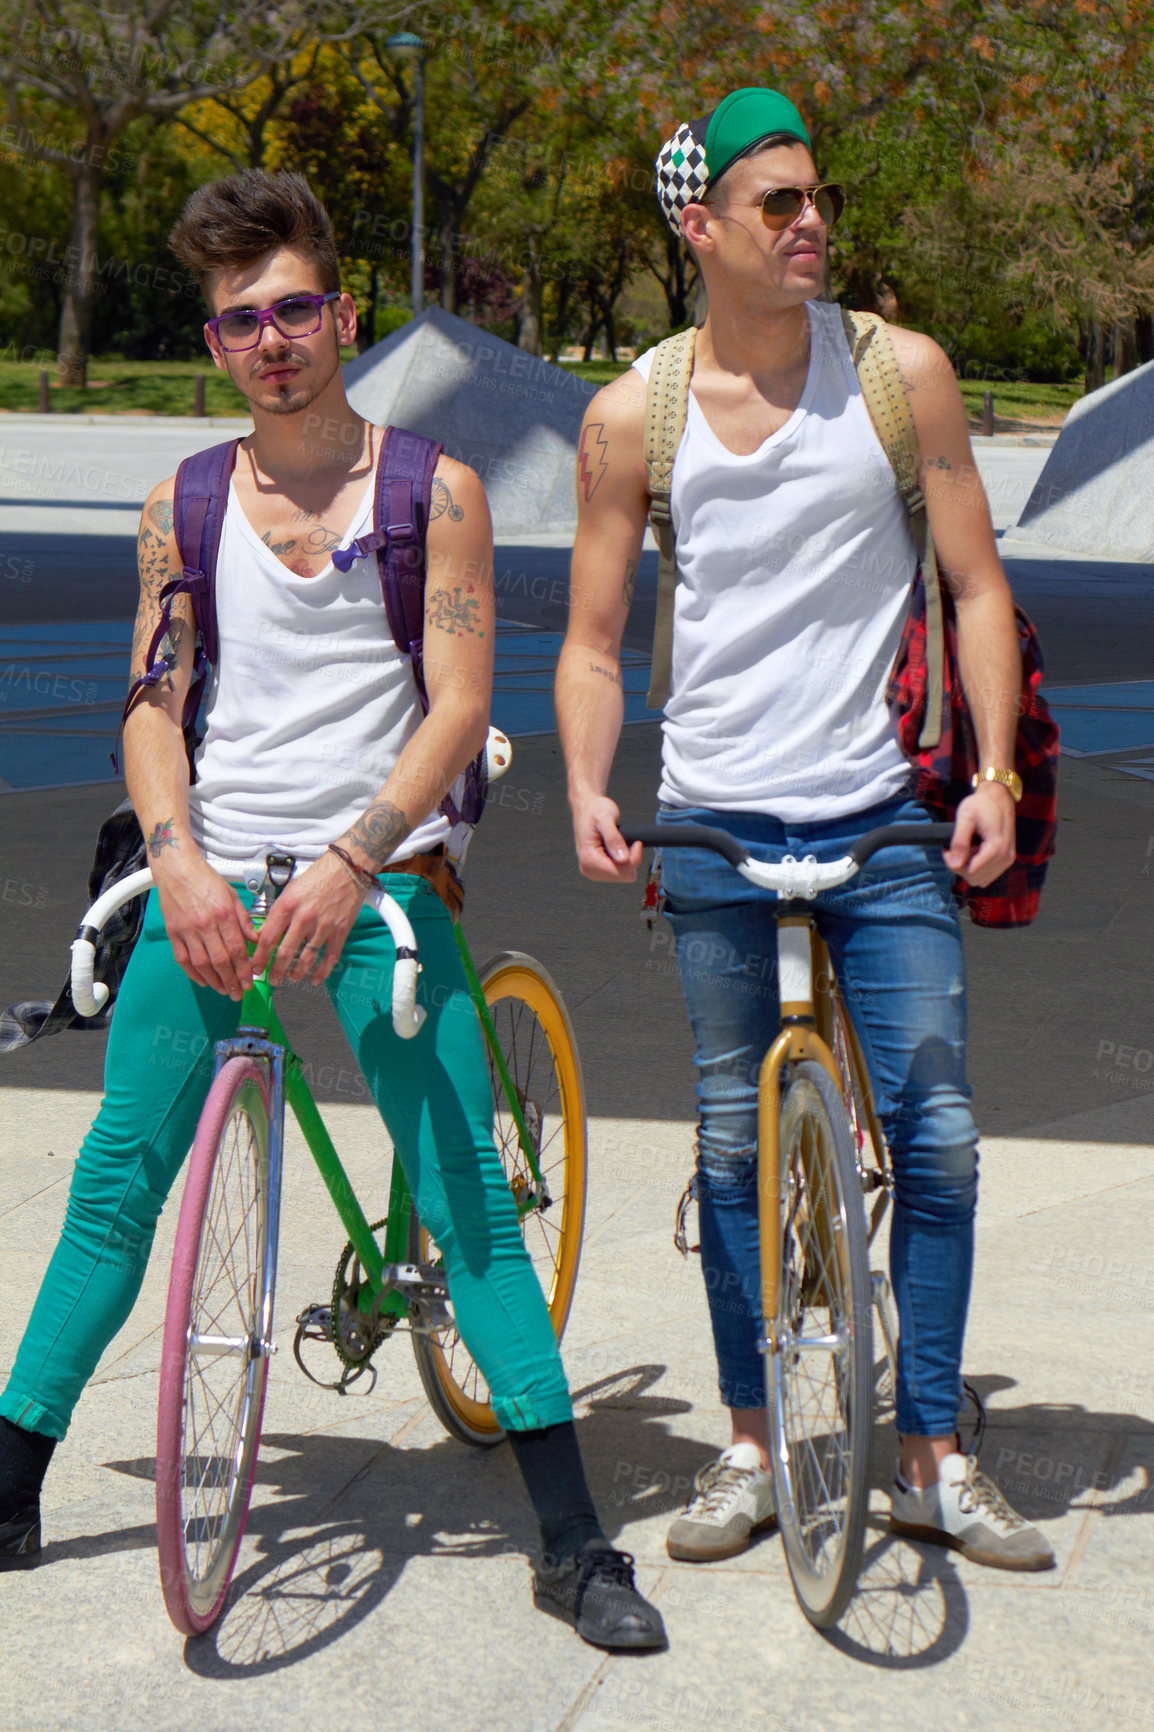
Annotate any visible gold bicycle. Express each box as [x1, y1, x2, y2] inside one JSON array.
[[624, 817, 954, 1627]]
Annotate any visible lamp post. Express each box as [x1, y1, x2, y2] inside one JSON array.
[[385, 31, 425, 316]]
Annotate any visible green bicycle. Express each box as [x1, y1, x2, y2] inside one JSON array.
[[70, 850, 587, 1637]]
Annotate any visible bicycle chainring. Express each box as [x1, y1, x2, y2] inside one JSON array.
[[330, 1218, 396, 1371]]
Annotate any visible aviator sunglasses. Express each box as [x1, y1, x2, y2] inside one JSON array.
[[754, 182, 846, 230], [206, 291, 341, 352]]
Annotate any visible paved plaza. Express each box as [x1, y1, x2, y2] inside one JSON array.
[[1, 417, 1154, 1730]]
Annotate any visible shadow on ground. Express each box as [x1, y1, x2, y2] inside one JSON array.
[[37, 1362, 1145, 1680]]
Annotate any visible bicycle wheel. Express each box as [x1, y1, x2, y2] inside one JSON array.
[[410, 951, 587, 1446], [156, 1056, 274, 1635], [768, 1059, 872, 1628]]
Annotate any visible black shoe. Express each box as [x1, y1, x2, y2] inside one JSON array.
[[533, 1541, 667, 1651], [0, 1502, 41, 1571], [0, 1416, 56, 1572]]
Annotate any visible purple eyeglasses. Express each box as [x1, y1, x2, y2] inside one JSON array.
[[206, 291, 340, 352]]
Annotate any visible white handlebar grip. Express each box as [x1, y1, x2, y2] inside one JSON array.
[[70, 867, 156, 1017], [485, 727, 512, 783], [69, 939, 109, 1017], [365, 884, 426, 1039], [390, 956, 427, 1040]]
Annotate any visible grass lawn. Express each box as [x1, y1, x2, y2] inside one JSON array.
[[0, 347, 358, 416], [0, 350, 1085, 425], [956, 377, 1082, 427], [559, 358, 1083, 426]]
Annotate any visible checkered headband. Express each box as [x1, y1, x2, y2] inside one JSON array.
[[656, 123, 709, 235]]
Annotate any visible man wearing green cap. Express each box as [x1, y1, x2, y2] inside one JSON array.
[[556, 88, 1054, 1574]]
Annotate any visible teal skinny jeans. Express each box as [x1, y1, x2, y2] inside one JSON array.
[[1, 877, 573, 1439]]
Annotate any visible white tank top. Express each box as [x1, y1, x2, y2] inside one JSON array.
[[187, 458, 450, 879], [633, 299, 915, 821]]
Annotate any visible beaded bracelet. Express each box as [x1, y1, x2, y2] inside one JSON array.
[[327, 843, 379, 893]]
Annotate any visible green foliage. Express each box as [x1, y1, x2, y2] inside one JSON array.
[[375, 306, 413, 338], [90, 118, 218, 358], [4, 0, 1147, 389]]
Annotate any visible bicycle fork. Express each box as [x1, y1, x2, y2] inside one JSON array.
[[756, 914, 847, 1357]]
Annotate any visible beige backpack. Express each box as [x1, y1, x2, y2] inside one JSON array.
[[641, 309, 945, 747]]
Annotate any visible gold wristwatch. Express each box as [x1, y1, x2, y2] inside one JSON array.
[[971, 766, 1022, 803]]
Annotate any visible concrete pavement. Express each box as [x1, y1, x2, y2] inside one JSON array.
[[3, 724, 1154, 1730], [2, 417, 1154, 1730]]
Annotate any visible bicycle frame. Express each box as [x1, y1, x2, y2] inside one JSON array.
[[207, 908, 550, 1334], [755, 915, 887, 1355]]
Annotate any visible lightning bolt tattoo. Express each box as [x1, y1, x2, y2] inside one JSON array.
[[578, 422, 610, 503]]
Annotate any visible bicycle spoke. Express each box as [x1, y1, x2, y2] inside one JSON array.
[[772, 1064, 871, 1625]]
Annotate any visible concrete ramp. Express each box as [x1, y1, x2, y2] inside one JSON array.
[[343, 307, 596, 533], [1003, 359, 1154, 559]]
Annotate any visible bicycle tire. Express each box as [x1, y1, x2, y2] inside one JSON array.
[[410, 951, 587, 1447], [156, 1056, 273, 1635], [768, 1059, 872, 1628]]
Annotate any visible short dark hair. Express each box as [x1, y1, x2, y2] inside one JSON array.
[[707, 130, 814, 202], [170, 169, 340, 303]]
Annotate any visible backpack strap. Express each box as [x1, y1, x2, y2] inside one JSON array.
[[367, 424, 443, 707], [643, 327, 697, 709], [116, 439, 239, 771], [841, 309, 945, 750], [352, 423, 479, 831]]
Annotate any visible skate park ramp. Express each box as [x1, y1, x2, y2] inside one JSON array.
[[1003, 358, 1154, 559], [343, 307, 597, 533]]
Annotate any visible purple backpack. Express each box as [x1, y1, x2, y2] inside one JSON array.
[[122, 425, 488, 852]]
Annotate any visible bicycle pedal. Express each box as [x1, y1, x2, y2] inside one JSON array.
[[295, 1301, 335, 1342], [409, 1297, 453, 1334]]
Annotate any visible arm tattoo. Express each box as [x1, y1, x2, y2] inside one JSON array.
[[590, 660, 622, 686], [157, 618, 186, 691], [622, 558, 637, 608], [138, 526, 170, 595], [346, 799, 412, 868], [429, 478, 465, 522], [578, 422, 609, 502], [147, 817, 179, 856], [930, 455, 952, 470], [428, 586, 483, 635], [148, 499, 174, 535], [130, 527, 178, 681]]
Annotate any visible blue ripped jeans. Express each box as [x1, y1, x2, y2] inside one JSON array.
[[658, 792, 978, 1438]]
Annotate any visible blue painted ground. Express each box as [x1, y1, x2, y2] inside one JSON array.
[[0, 620, 652, 792], [1043, 682, 1154, 755], [5, 623, 1147, 794]]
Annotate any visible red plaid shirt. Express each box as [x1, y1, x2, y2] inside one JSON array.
[[888, 571, 1060, 928]]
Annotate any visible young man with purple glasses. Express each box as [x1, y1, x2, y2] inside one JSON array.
[[555, 88, 1054, 1574], [0, 169, 665, 1652]]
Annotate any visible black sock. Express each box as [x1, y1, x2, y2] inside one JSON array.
[[505, 1420, 605, 1564], [0, 1416, 57, 1517]]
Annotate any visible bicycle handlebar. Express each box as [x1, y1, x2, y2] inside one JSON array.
[[619, 819, 956, 897], [69, 867, 426, 1040]]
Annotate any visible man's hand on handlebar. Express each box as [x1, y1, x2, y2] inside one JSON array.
[[250, 852, 365, 988], [943, 784, 1016, 888], [572, 794, 644, 883], [153, 853, 257, 1001]]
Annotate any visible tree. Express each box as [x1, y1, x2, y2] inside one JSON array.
[[344, 3, 564, 314], [0, 0, 396, 382], [934, 0, 1154, 390]]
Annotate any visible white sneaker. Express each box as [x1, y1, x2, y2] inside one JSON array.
[[666, 1443, 777, 1562], [890, 1451, 1055, 1571]]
